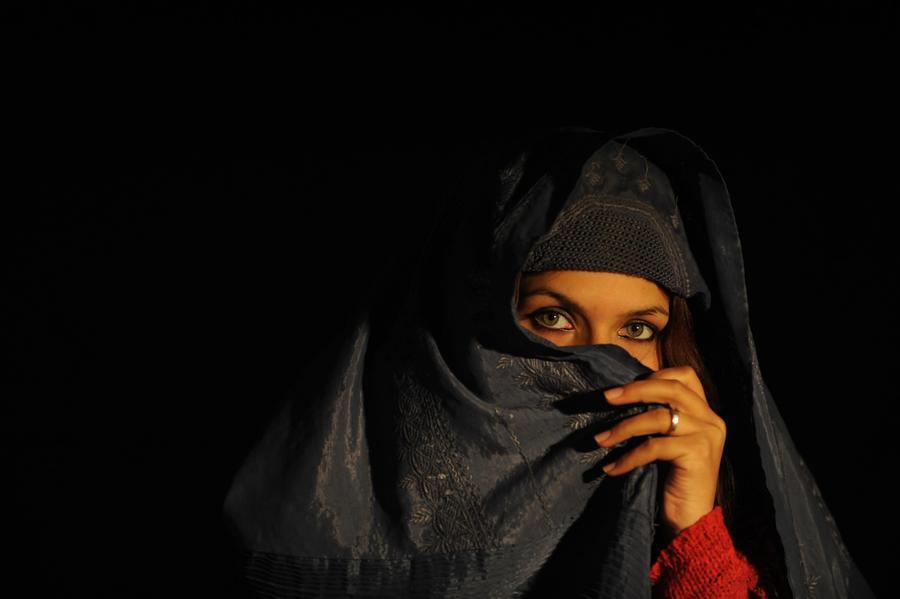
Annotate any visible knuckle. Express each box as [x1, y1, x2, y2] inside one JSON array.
[[716, 415, 727, 434], [665, 379, 682, 393], [715, 425, 727, 447], [672, 365, 696, 379], [710, 414, 727, 438]]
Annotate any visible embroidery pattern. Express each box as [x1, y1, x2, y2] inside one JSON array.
[[498, 354, 628, 492], [637, 156, 652, 193], [613, 145, 629, 172], [806, 574, 820, 597], [394, 368, 500, 554], [496, 355, 620, 440], [497, 355, 595, 411], [582, 156, 607, 187], [492, 405, 556, 532]]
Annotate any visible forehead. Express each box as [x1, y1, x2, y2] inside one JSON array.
[[518, 270, 670, 308]]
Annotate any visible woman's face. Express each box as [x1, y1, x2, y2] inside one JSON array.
[[515, 270, 671, 371]]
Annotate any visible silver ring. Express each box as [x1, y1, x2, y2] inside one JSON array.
[[666, 404, 680, 435]]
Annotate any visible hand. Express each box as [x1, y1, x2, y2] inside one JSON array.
[[593, 365, 726, 537]]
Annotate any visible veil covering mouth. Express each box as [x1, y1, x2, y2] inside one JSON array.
[[222, 126, 875, 598]]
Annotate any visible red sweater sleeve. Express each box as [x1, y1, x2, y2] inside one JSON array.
[[650, 505, 768, 598]]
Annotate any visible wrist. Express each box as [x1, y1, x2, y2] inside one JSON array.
[[664, 503, 717, 538]]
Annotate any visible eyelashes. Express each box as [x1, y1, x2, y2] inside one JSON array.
[[531, 309, 575, 331], [620, 321, 657, 342], [528, 308, 659, 342]]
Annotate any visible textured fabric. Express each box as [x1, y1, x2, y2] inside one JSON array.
[[521, 141, 710, 308], [221, 126, 876, 598], [650, 505, 767, 598]]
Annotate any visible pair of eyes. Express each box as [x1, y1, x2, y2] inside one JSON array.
[[529, 308, 659, 342]]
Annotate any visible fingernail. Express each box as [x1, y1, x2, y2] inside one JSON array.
[[594, 430, 611, 445], [602, 462, 616, 473], [605, 387, 623, 400]]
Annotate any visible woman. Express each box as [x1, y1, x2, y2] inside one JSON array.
[[222, 126, 875, 598]]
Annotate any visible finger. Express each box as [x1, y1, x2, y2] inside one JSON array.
[[601, 435, 693, 476], [603, 377, 707, 413], [594, 405, 691, 447], [645, 365, 705, 399]]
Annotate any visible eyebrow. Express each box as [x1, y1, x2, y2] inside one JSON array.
[[521, 288, 670, 318]]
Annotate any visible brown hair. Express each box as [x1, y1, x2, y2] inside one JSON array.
[[657, 294, 736, 525], [659, 294, 787, 598]]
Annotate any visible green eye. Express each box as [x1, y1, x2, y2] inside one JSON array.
[[532, 309, 574, 331], [619, 321, 657, 342]]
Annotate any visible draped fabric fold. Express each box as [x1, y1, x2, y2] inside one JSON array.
[[222, 126, 875, 598]]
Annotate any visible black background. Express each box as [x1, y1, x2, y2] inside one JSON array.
[[6, 3, 897, 597]]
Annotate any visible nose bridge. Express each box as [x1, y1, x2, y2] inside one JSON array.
[[588, 325, 617, 347]]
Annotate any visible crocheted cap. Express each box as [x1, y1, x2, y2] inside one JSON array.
[[521, 138, 711, 310]]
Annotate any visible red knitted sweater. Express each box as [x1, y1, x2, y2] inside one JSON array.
[[650, 505, 768, 598]]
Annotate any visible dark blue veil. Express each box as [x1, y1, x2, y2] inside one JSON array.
[[221, 126, 875, 598]]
